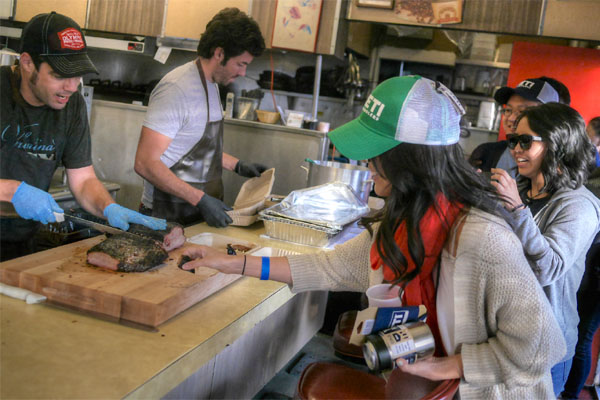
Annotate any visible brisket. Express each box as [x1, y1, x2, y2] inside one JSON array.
[[87, 234, 168, 272], [128, 222, 186, 252]]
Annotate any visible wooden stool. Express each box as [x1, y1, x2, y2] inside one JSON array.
[[296, 362, 386, 400], [385, 369, 459, 400], [296, 361, 460, 400]]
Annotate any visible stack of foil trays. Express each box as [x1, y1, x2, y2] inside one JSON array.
[[259, 182, 370, 246]]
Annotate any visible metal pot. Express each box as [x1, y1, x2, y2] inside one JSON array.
[[301, 160, 372, 203], [0, 49, 19, 66]]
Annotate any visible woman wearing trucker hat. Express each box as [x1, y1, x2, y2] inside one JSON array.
[[490, 103, 600, 396], [182, 76, 564, 398]]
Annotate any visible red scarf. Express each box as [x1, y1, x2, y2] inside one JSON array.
[[370, 194, 462, 357]]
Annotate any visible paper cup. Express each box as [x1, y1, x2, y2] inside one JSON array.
[[366, 283, 403, 308], [317, 121, 330, 133]]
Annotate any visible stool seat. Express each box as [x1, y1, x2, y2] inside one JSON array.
[[296, 362, 386, 400], [296, 362, 460, 400], [385, 369, 459, 400], [333, 310, 364, 362]]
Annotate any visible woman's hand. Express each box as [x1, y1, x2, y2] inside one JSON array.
[[396, 354, 463, 381], [490, 168, 522, 210], [181, 245, 242, 274]]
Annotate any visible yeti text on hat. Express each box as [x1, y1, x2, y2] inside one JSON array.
[[493, 78, 559, 105], [328, 76, 465, 161], [20, 11, 98, 77]]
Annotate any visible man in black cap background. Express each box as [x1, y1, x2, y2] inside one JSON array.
[[468, 77, 567, 177], [0, 12, 166, 261]]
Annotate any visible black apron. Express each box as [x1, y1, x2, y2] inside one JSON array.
[[151, 60, 224, 226], [1, 67, 59, 248]]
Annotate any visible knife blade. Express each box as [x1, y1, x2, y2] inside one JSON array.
[[58, 212, 140, 239]]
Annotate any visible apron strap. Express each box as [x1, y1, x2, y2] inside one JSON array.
[[195, 58, 210, 120]]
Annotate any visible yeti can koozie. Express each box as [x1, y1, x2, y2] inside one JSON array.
[[363, 321, 435, 372]]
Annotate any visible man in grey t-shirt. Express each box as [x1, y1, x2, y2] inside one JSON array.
[[135, 8, 266, 227]]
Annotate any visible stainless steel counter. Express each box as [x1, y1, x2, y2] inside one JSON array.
[[225, 117, 329, 139], [0, 223, 328, 399], [88, 99, 330, 209], [48, 180, 121, 209]]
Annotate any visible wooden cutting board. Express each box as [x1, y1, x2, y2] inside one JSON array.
[[0, 236, 240, 327]]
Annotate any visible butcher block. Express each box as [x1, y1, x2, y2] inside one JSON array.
[[0, 236, 240, 327]]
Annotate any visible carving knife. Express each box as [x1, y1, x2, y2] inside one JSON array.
[[56, 212, 141, 239]]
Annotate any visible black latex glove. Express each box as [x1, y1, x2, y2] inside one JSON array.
[[196, 194, 233, 228], [234, 160, 269, 178]]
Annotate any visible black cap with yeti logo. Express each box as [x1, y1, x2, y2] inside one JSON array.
[[493, 78, 559, 105], [20, 11, 98, 77]]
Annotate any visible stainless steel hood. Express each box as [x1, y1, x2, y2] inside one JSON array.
[[0, 26, 145, 53]]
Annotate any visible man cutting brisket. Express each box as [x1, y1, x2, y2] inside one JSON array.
[[0, 12, 165, 261]]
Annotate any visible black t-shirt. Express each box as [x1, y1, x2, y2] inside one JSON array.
[[0, 66, 92, 185], [523, 192, 552, 218], [0, 65, 92, 242]]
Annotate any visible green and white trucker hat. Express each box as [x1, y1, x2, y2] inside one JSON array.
[[328, 75, 465, 160]]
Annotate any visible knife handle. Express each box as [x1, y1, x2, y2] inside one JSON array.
[[53, 211, 65, 223]]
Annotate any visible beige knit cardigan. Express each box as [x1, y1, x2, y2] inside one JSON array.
[[287, 208, 565, 399]]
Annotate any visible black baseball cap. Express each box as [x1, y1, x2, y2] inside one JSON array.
[[494, 78, 559, 105], [20, 12, 98, 77]]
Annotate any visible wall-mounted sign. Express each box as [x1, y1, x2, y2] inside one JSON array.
[[394, 0, 464, 25], [271, 0, 323, 53], [357, 0, 394, 9]]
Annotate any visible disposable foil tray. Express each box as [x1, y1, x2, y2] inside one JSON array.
[[261, 182, 370, 231], [259, 213, 340, 247]]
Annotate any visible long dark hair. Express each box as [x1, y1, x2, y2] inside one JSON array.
[[361, 142, 504, 286], [515, 103, 595, 194]]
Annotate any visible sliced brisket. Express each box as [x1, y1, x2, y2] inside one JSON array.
[[87, 234, 168, 272], [128, 222, 186, 252]]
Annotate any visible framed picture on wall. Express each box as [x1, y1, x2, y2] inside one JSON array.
[[356, 0, 394, 9], [271, 0, 323, 53]]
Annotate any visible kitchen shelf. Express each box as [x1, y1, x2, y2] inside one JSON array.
[[456, 58, 510, 69], [260, 89, 348, 104], [468, 127, 499, 134], [378, 46, 457, 66], [455, 93, 496, 102]]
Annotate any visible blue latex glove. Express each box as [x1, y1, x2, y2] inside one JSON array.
[[11, 182, 64, 224], [103, 203, 167, 231], [234, 160, 269, 178]]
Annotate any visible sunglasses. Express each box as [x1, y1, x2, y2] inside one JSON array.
[[506, 134, 543, 150]]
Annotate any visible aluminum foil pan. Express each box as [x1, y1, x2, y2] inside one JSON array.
[[260, 182, 369, 230], [259, 213, 340, 247]]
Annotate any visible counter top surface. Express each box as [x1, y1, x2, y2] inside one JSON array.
[[0, 222, 320, 399]]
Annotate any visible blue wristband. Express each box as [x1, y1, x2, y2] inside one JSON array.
[[260, 257, 270, 280]]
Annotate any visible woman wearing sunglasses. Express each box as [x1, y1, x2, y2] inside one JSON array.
[[490, 102, 600, 396]]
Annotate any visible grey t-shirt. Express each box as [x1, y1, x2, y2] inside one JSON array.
[[141, 61, 222, 208]]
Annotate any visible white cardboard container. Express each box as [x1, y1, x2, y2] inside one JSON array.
[[226, 169, 275, 226]]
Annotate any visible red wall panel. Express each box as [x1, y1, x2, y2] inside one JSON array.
[[499, 42, 600, 140]]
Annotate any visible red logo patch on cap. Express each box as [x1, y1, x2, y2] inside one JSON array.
[[57, 28, 85, 50]]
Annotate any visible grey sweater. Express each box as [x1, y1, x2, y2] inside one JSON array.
[[288, 208, 565, 399], [507, 185, 600, 361]]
